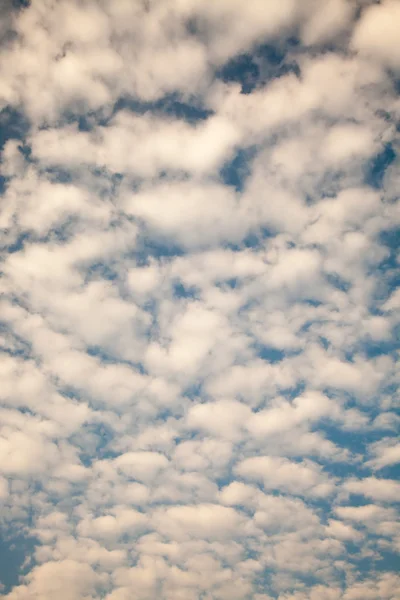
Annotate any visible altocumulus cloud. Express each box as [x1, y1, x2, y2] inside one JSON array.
[[0, 0, 399, 599]]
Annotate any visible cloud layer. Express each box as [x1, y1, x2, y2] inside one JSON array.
[[0, 1, 399, 599]]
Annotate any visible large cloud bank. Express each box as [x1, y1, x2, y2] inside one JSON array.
[[0, 1, 399, 598]]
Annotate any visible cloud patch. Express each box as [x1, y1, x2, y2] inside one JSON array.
[[0, 0, 399, 598]]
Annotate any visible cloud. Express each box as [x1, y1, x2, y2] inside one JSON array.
[[113, 452, 169, 483], [367, 439, 400, 470], [77, 508, 148, 541], [29, 112, 240, 178], [124, 181, 247, 250], [0, 0, 399, 598], [335, 503, 396, 524], [300, 0, 355, 46], [352, 0, 400, 71], [343, 476, 400, 502], [186, 399, 251, 439], [4, 559, 102, 600], [235, 455, 335, 498], [153, 503, 245, 541], [325, 519, 362, 542]]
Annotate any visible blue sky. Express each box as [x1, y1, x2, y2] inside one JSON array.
[[0, 1, 399, 599]]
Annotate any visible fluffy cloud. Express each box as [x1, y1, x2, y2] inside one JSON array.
[[0, 0, 399, 599], [4, 559, 103, 600], [343, 476, 400, 502], [236, 455, 335, 497], [352, 0, 400, 70], [367, 439, 400, 470]]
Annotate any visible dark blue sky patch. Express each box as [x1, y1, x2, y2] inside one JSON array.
[[221, 277, 239, 290], [351, 549, 400, 578], [16, 143, 32, 162], [256, 39, 301, 81], [255, 344, 285, 364], [305, 166, 352, 201], [316, 335, 331, 351], [219, 146, 257, 192], [84, 262, 119, 283], [43, 217, 81, 245], [378, 228, 400, 262], [71, 422, 116, 466], [318, 422, 400, 478], [282, 382, 307, 401], [4, 232, 32, 254], [0, 531, 36, 594], [110, 94, 212, 125], [325, 272, 351, 293], [172, 281, 199, 300], [182, 382, 203, 400], [373, 228, 400, 296], [0, 108, 29, 151], [216, 41, 300, 94], [361, 334, 399, 360], [372, 550, 400, 574], [225, 226, 276, 253], [5, 225, 78, 254], [76, 114, 94, 132], [242, 231, 264, 251], [42, 166, 74, 184], [365, 143, 396, 189], [0, 174, 6, 195], [135, 234, 185, 262], [217, 53, 261, 94], [109, 172, 124, 196], [0, 111, 30, 193], [62, 111, 99, 133], [12, 0, 31, 9], [378, 463, 400, 480], [60, 95, 213, 130], [317, 424, 371, 468], [0, 322, 31, 359], [301, 298, 323, 308], [86, 344, 146, 373]]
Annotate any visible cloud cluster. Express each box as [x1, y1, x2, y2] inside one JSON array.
[[0, 0, 399, 598]]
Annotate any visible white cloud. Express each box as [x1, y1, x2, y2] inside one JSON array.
[[343, 477, 400, 502], [352, 0, 400, 71], [173, 438, 233, 475], [325, 519, 362, 542], [0, 0, 399, 598], [175, 0, 299, 63], [114, 452, 169, 483], [186, 399, 251, 439], [367, 438, 400, 470], [77, 508, 148, 541], [335, 503, 396, 524], [4, 559, 103, 600], [246, 391, 338, 437], [342, 573, 400, 600], [321, 123, 379, 165], [236, 455, 335, 498], [300, 0, 355, 46], [153, 503, 246, 542], [0, 426, 60, 477], [30, 112, 240, 177], [124, 181, 246, 249]]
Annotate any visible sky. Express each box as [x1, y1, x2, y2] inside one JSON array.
[[0, 0, 399, 598]]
